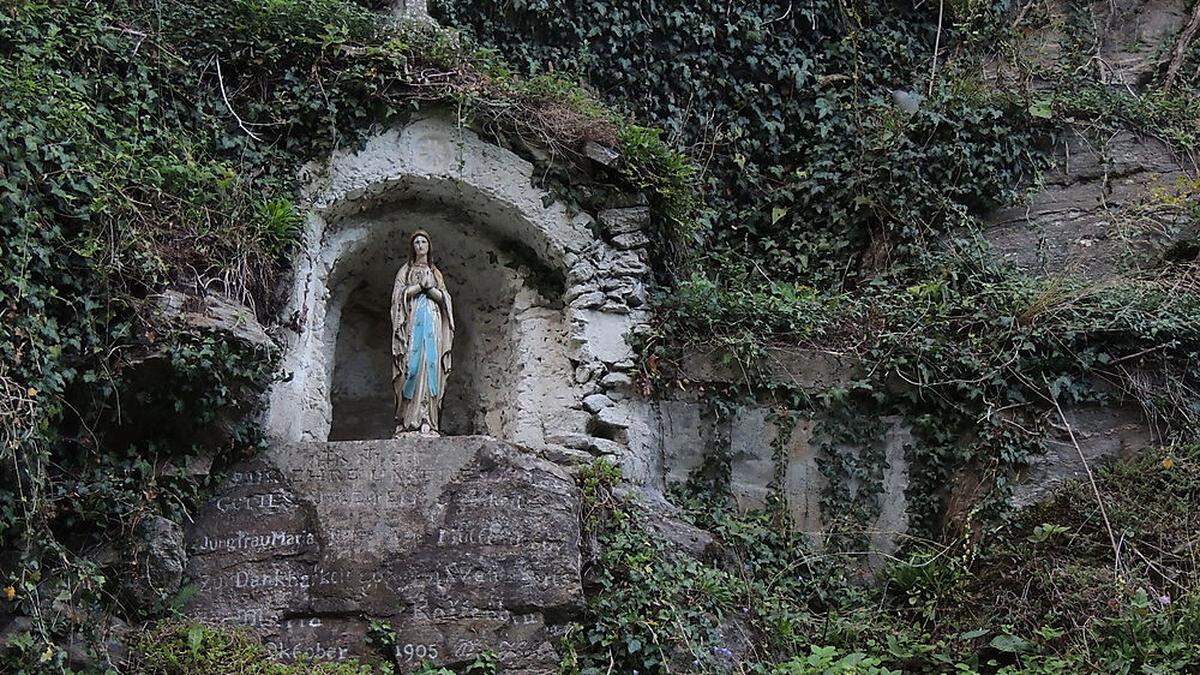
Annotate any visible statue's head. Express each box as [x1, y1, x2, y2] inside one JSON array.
[[409, 230, 432, 261]]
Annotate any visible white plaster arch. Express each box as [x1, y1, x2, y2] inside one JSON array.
[[264, 114, 631, 448]]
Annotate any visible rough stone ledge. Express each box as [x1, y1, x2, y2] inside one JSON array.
[[149, 289, 274, 349], [982, 130, 1198, 279], [677, 347, 861, 392], [1010, 403, 1155, 508]]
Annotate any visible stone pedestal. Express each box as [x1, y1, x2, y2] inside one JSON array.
[[183, 436, 582, 673]]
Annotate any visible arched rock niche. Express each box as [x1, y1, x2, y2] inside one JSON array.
[[265, 115, 653, 452], [324, 205, 541, 440]]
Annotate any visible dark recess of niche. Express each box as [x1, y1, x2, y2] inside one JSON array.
[[327, 297, 478, 442], [496, 237, 567, 301]]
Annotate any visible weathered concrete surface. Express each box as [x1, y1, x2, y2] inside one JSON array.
[[647, 401, 912, 566], [678, 348, 860, 391], [725, 409, 910, 562], [653, 393, 1152, 564], [184, 436, 581, 673], [1011, 404, 1154, 508], [984, 131, 1197, 279], [658, 399, 717, 487]]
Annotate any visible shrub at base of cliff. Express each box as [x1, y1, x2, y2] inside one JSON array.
[[0, 326, 278, 672], [569, 446, 1200, 673], [906, 443, 1200, 672]]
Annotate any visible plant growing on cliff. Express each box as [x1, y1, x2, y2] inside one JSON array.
[[434, 1, 1200, 669], [127, 622, 376, 674], [436, 0, 1200, 544], [570, 446, 1200, 673]]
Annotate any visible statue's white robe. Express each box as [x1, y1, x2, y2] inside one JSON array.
[[391, 262, 454, 433]]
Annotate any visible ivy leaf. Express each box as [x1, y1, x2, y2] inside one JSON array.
[[989, 634, 1032, 654], [1028, 97, 1053, 119]]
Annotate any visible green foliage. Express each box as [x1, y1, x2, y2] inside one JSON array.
[[570, 461, 721, 672], [871, 444, 1200, 673], [1047, 86, 1200, 151], [126, 622, 376, 674], [640, 273, 840, 379], [860, 264, 1200, 531], [409, 665, 454, 675], [570, 447, 1200, 673], [435, 0, 1046, 285], [462, 651, 499, 674], [770, 647, 897, 674], [570, 460, 856, 672], [437, 0, 1200, 545], [439, 3, 1200, 668], [365, 619, 398, 671], [648, 250, 1200, 536]]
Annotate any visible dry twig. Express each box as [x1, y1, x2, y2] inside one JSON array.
[[215, 57, 262, 143], [1047, 386, 1122, 579], [1164, 0, 1200, 92], [928, 0, 945, 95]]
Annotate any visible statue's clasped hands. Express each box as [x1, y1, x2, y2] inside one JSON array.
[[405, 277, 430, 297], [408, 276, 443, 303]]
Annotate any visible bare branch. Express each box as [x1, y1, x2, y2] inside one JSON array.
[[1164, 0, 1200, 92], [928, 0, 945, 95], [215, 57, 262, 143], [1047, 384, 1122, 579]]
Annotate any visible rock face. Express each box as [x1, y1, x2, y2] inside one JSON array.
[[150, 290, 273, 349], [183, 436, 582, 673], [122, 516, 186, 614], [1011, 404, 1154, 508], [985, 131, 1197, 279], [114, 290, 276, 460], [994, 0, 1193, 88]]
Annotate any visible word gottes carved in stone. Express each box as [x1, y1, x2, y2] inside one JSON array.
[[183, 436, 583, 673]]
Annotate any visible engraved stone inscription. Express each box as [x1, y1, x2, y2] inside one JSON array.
[[184, 436, 582, 673]]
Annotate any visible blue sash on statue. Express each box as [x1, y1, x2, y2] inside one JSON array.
[[403, 294, 440, 399]]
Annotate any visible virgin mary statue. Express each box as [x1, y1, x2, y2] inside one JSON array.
[[391, 230, 454, 435]]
